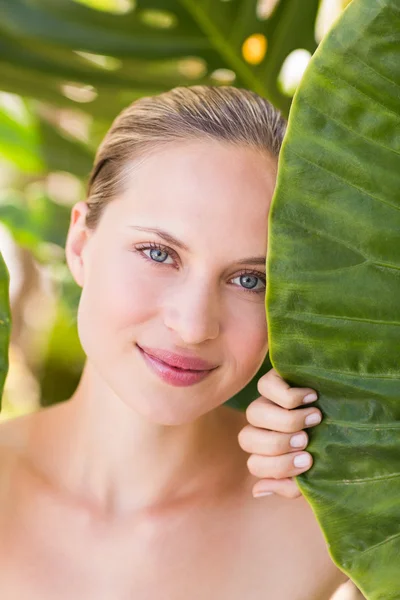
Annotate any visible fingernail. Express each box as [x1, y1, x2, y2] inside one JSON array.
[[253, 491, 274, 498], [294, 453, 312, 468], [290, 433, 307, 448], [303, 392, 318, 404], [305, 412, 322, 426]]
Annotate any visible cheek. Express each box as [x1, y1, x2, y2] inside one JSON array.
[[228, 303, 269, 371], [109, 272, 158, 329], [78, 251, 162, 351]]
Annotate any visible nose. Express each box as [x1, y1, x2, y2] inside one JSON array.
[[163, 277, 220, 345]]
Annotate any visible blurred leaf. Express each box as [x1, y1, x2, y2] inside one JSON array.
[[267, 0, 400, 596], [0, 254, 11, 409], [37, 116, 94, 177], [0, 191, 71, 255], [0, 200, 41, 250], [0, 99, 94, 177], [39, 296, 85, 407], [0, 0, 321, 118], [0, 103, 44, 172], [259, 0, 319, 110]]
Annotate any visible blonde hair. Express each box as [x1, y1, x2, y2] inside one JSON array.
[[86, 85, 286, 228]]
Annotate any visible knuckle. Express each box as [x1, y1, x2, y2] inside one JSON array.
[[273, 466, 287, 479], [245, 404, 255, 424], [280, 396, 296, 410], [256, 375, 269, 397], [271, 459, 289, 479], [245, 399, 265, 425], [269, 436, 284, 456], [286, 411, 301, 431], [247, 455, 263, 477], [285, 390, 301, 409], [246, 454, 257, 475], [237, 426, 252, 449]]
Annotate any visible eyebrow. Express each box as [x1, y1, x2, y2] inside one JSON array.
[[128, 226, 266, 267]]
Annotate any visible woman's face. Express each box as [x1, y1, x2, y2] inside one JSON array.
[[67, 140, 277, 424]]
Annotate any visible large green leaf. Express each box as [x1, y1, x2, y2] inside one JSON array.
[[267, 0, 400, 597], [0, 0, 320, 118], [0, 255, 11, 408]]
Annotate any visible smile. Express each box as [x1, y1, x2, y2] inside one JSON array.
[[136, 344, 217, 387]]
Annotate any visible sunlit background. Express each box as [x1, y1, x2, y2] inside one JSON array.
[[0, 2, 361, 596]]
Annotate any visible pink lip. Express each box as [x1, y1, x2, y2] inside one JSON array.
[[136, 344, 218, 388], [137, 344, 218, 371]]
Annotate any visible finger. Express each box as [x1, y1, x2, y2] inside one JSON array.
[[257, 368, 318, 409], [252, 478, 302, 499], [246, 397, 322, 433], [247, 451, 313, 480], [238, 425, 308, 455]]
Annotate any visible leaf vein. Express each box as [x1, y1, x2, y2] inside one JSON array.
[[283, 217, 367, 260], [276, 363, 400, 380], [358, 531, 400, 557], [316, 66, 400, 123], [287, 311, 400, 327], [289, 148, 400, 214], [323, 419, 400, 430], [351, 51, 400, 93], [327, 472, 400, 484], [373, 261, 400, 273], [304, 97, 400, 157]]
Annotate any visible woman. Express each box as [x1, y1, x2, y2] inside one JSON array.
[[0, 85, 348, 598]]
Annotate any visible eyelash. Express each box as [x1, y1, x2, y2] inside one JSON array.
[[133, 242, 266, 294]]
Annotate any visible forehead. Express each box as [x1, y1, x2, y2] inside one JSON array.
[[104, 140, 277, 250]]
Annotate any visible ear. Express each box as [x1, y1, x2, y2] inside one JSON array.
[[65, 201, 92, 288]]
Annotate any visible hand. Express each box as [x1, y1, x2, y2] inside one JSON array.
[[238, 368, 322, 499]]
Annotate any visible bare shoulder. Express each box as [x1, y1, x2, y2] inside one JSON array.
[[0, 412, 34, 505], [0, 403, 56, 452], [0, 402, 68, 489], [0, 400, 70, 446], [0, 411, 36, 449], [252, 492, 349, 597], [220, 405, 349, 596]]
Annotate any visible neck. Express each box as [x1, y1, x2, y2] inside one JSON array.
[[26, 361, 247, 519]]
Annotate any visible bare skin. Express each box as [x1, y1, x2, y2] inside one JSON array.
[[0, 402, 346, 599], [0, 140, 347, 598]]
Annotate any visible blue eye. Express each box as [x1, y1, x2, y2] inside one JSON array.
[[135, 242, 176, 265], [148, 247, 169, 263], [240, 274, 258, 289], [231, 272, 266, 293]]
